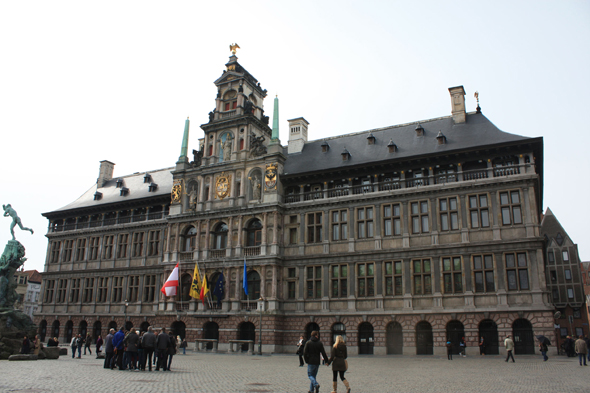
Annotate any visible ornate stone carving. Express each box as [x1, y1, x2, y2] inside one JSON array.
[[249, 132, 267, 157]]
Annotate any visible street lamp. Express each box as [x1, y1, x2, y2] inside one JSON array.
[[258, 297, 264, 355]]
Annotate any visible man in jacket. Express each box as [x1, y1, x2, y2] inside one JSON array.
[[155, 328, 170, 371], [124, 328, 140, 371], [303, 331, 329, 393], [504, 335, 515, 363], [111, 327, 126, 370], [104, 329, 115, 369], [167, 331, 177, 371], [574, 335, 587, 366], [141, 326, 157, 371]]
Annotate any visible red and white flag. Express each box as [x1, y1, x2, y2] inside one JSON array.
[[161, 263, 179, 296]]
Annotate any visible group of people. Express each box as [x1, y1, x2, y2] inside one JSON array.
[[102, 326, 183, 372], [298, 331, 351, 393], [20, 335, 41, 355], [70, 333, 95, 358], [445, 337, 468, 360]]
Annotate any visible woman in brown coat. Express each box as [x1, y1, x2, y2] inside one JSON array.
[[327, 335, 351, 393]]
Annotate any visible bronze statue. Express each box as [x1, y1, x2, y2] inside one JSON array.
[[250, 132, 267, 157], [3, 204, 33, 240], [0, 240, 26, 309]]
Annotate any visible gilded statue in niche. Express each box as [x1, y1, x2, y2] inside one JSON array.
[[265, 163, 277, 190], [171, 179, 183, 204]]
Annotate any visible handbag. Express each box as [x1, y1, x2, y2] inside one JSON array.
[[344, 359, 348, 371]]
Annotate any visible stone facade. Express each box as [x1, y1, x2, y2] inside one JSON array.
[[35, 52, 554, 356]]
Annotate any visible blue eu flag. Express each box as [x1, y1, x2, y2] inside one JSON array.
[[212, 273, 225, 307]]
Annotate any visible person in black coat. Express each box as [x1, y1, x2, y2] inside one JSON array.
[[303, 331, 328, 393], [155, 328, 170, 371], [21, 336, 31, 354], [167, 332, 177, 371], [328, 335, 351, 393], [124, 328, 140, 370], [296, 335, 307, 367]]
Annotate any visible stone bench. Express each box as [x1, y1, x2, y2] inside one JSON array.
[[228, 340, 254, 354], [195, 339, 218, 352]]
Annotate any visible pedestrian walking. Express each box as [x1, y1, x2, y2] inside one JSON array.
[[459, 337, 466, 357], [327, 335, 351, 393], [124, 328, 140, 371], [539, 340, 548, 361], [141, 326, 156, 371], [574, 335, 587, 366], [303, 330, 328, 393], [505, 335, 515, 363], [84, 333, 92, 355], [155, 328, 170, 371], [96, 335, 103, 357], [446, 340, 453, 360], [70, 335, 77, 358], [112, 327, 125, 370], [180, 336, 187, 355], [104, 329, 114, 369], [479, 337, 485, 356], [167, 331, 177, 371], [297, 335, 307, 367], [76, 334, 83, 358]]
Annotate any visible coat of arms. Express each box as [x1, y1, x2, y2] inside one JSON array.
[[215, 172, 232, 200], [171, 179, 183, 204], [265, 163, 277, 190]]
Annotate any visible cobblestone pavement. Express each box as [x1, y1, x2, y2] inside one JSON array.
[[1, 351, 588, 393]]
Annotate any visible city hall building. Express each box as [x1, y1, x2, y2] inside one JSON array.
[[36, 51, 552, 356]]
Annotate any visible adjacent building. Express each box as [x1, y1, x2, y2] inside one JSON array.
[[23, 270, 42, 319], [36, 51, 553, 356]]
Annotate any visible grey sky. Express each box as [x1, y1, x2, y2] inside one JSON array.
[[1, 1, 588, 272]]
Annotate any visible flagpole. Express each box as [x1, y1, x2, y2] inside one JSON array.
[[178, 263, 182, 311]]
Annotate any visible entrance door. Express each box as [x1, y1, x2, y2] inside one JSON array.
[[513, 318, 534, 355], [239, 322, 255, 352], [65, 320, 73, 343], [171, 321, 186, 340], [79, 320, 88, 339], [306, 322, 320, 340], [358, 322, 374, 355], [203, 322, 219, 350], [479, 319, 499, 355], [416, 321, 433, 355], [93, 321, 101, 344], [39, 320, 47, 342], [386, 322, 403, 355], [446, 320, 465, 355], [52, 320, 60, 341]]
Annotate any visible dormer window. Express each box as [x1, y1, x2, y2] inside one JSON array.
[[341, 147, 351, 161], [321, 140, 330, 153], [120, 187, 129, 196], [387, 139, 397, 153], [116, 178, 124, 188], [415, 124, 424, 136], [93, 192, 103, 201], [367, 133, 376, 145], [148, 183, 158, 192], [143, 173, 152, 183], [436, 131, 447, 145]]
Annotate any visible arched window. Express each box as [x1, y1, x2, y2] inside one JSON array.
[[183, 227, 197, 252], [180, 273, 192, 302], [246, 219, 262, 247], [331, 322, 346, 345], [223, 90, 237, 111], [212, 223, 228, 249], [51, 320, 60, 341], [39, 320, 48, 342], [246, 271, 261, 301]]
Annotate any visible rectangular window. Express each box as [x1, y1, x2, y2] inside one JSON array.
[[148, 230, 160, 256], [88, 237, 100, 260], [567, 288, 574, 299], [43, 280, 55, 303], [143, 275, 156, 302], [306, 266, 322, 299], [112, 276, 124, 303], [562, 251, 569, 261], [307, 212, 323, 243], [500, 190, 523, 225], [289, 228, 298, 245], [97, 277, 109, 303], [383, 203, 401, 236], [117, 234, 129, 258], [69, 278, 81, 303], [505, 252, 529, 290], [411, 201, 429, 234], [413, 259, 432, 295], [469, 194, 490, 228], [75, 238, 87, 261], [547, 251, 555, 264], [50, 241, 61, 263], [439, 197, 459, 231], [331, 209, 348, 241], [473, 255, 495, 292], [565, 269, 572, 280], [357, 262, 375, 297], [127, 275, 140, 302], [331, 264, 348, 298], [357, 207, 374, 239], [56, 279, 67, 303], [83, 278, 94, 303], [103, 235, 114, 259], [442, 256, 463, 293], [132, 232, 145, 257], [62, 239, 74, 262], [287, 268, 296, 299], [288, 281, 296, 299], [384, 261, 403, 296], [560, 327, 568, 338]]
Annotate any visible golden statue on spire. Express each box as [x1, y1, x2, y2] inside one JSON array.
[[230, 43, 240, 55]]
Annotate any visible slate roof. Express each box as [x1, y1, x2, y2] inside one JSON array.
[[46, 167, 174, 215], [283, 112, 539, 176], [541, 207, 570, 242]]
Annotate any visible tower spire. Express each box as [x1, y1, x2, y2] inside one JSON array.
[[177, 117, 190, 164], [272, 95, 279, 141]]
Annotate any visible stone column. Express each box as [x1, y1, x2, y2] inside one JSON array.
[[204, 219, 211, 251], [272, 212, 278, 244]]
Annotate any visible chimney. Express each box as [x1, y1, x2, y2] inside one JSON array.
[[97, 160, 115, 187], [448, 86, 466, 123], [287, 117, 309, 154]]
